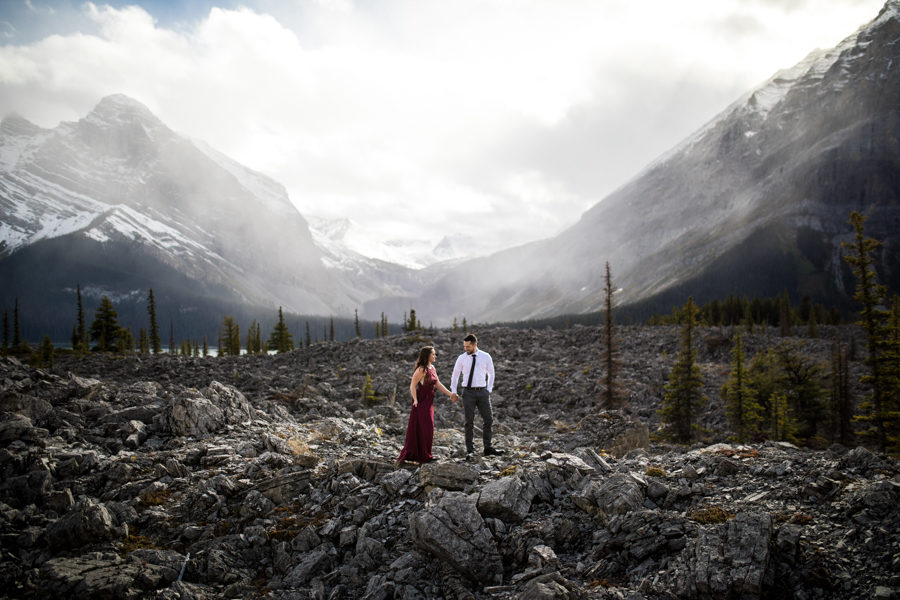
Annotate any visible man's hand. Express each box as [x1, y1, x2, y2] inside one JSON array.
[[450, 393, 459, 403]]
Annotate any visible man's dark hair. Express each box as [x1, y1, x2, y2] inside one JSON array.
[[463, 334, 477, 344]]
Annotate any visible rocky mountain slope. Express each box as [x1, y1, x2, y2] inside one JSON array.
[[1, 325, 897, 599], [405, 1, 900, 324]]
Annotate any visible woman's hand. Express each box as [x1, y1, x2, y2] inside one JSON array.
[[413, 400, 418, 407]]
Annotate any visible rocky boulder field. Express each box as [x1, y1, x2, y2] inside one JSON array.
[[0, 325, 897, 599]]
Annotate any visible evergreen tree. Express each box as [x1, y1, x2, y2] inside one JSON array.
[[38, 335, 54, 368], [883, 296, 900, 454], [329, 316, 335, 341], [89, 296, 120, 352], [452, 317, 458, 333], [13, 298, 21, 349], [843, 211, 892, 452], [202, 335, 209, 357], [600, 261, 625, 409], [2, 309, 8, 356], [362, 372, 376, 406], [354, 309, 361, 338], [255, 321, 262, 354], [139, 328, 149, 354], [775, 341, 827, 445], [807, 307, 819, 338], [305, 321, 311, 347], [381, 312, 388, 337], [247, 320, 258, 354], [118, 328, 134, 354], [219, 316, 241, 356], [169, 321, 175, 355], [830, 340, 853, 446], [375, 322, 381, 338], [268, 307, 295, 353], [147, 289, 162, 354], [462, 317, 467, 333], [769, 392, 798, 443], [721, 332, 764, 442], [75, 284, 88, 353], [779, 289, 792, 336], [407, 309, 418, 332], [658, 297, 708, 443], [71, 325, 78, 352]]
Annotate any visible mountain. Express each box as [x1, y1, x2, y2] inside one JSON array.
[[0, 95, 393, 340], [399, 1, 900, 324]]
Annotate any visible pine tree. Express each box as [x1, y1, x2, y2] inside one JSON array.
[[381, 313, 388, 337], [722, 332, 764, 442], [779, 290, 792, 336], [658, 297, 708, 443], [268, 307, 294, 353], [118, 328, 134, 354], [843, 211, 892, 452], [219, 316, 241, 356], [830, 340, 853, 446], [769, 392, 798, 443], [375, 322, 381, 338], [2, 309, 8, 356], [147, 289, 162, 354], [89, 296, 120, 352], [407, 309, 418, 332], [75, 284, 88, 353], [305, 321, 311, 347], [13, 298, 21, 349], [452, 317, 458, 333], [38, 335, 54, 368], [882, 296, 900, 454], [600, 261, 625, 409], [255, 321, 262, 354], [169, 321, 175, 355], [354, 309, 361, 338], [775, 341, 827, 445], [462, 317, 467, 333], [329, 316, 335, 341], [202, 335, 209, 357], [362, 372, 376, 406], [139, 328, 149, 354], [247, 320, 258, 354]]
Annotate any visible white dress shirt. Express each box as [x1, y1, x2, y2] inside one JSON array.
[[451, 350, 495, 393]]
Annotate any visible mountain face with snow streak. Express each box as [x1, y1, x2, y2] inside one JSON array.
[[397, 0, 900, 324], [0, 94, 388, 338]]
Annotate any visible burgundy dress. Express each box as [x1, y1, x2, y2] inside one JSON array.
[[397, 366, 436, 463]]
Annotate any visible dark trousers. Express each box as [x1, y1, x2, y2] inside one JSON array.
[[462, 388, 493, 453]]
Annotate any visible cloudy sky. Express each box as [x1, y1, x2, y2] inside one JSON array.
[[0, 0, 886, 261]]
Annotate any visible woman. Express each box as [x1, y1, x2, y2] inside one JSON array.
[[396, 345, 455, 465]]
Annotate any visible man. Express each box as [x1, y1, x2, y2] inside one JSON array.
[[450, 333, 504, 457]]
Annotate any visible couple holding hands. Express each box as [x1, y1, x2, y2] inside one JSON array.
[[396, 333, 505, 465]]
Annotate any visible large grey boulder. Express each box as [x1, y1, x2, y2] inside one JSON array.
[[409, 489, 503, 585], [45, 499, 124, 549], [420, 462, 479, 491], [163, 391, 225, 437], [39, 554, 175, 599], [572, 474, 644, 520], [672, 511, 773, 599], [477, 475, 535, 522]]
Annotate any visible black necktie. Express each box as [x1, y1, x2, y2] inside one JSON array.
[[466, 353, 476, 388]]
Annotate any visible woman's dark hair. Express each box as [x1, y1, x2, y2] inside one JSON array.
[[415, 346, 434, 370]]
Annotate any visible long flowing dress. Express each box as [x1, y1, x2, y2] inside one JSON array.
[[397, 366, 436, 463]]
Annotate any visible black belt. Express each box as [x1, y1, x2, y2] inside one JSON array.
[[463, 387, 485, 390]]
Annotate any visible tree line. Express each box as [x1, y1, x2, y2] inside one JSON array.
[[0, 289, 397, 362]]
